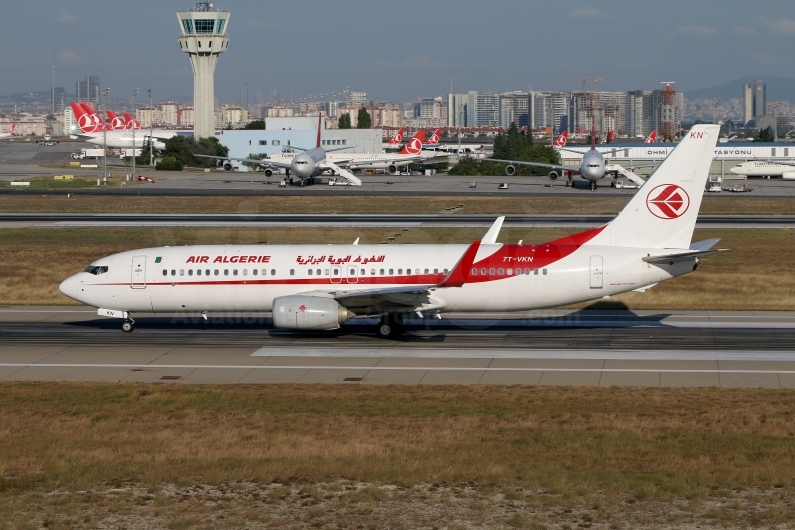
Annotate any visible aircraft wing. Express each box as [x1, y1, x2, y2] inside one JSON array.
[[642, 240, 727, 264], [191, 152, 291, 169], [304, 239, 482, 313], [486, 158, 581, 172]]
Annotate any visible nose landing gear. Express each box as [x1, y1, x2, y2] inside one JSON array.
[[122, 317, 135, 332]]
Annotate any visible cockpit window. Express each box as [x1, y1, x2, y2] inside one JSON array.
[[83, 265, 108, 275]]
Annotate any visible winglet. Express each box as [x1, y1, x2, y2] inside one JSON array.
[[481, 216, 505, 245], [437, 240, 481, 288]]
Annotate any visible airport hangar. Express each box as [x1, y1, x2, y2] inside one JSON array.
[[559, 142, 795, 177], [217, 116, 382, 172]]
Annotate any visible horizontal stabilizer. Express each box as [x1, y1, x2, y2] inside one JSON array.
[[689, 238, 721, 251], [642, 248, 727, 264]]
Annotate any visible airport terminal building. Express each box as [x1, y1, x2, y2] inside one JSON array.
[[218, 117, 382, 172], [559, 141, 795, 177]]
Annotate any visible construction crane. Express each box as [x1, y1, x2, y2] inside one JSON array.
[[559, 74, 606, 93]]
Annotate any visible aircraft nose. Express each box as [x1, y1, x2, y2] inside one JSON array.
[[59, 275, 79, 301]]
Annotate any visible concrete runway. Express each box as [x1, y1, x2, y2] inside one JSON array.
[[1, 213, 793, 229], [2, 306, 795, 387]]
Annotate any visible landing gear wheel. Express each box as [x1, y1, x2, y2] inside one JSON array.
[[122, 320, 134, 333], [590, 182, 596, 191], [377, 313, 404, 338]]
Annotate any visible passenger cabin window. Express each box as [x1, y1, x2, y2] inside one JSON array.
[[83, 265, 108, 275], [271, 269, 276, 276]]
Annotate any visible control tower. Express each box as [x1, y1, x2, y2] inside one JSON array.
[[177, 2, 230, 138]]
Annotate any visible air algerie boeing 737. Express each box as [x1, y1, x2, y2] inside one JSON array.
[[60, 125, 725, 337]]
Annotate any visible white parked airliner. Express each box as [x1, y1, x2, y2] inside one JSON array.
[[730, 160, 795, 179], [59, 125, 725, 337]]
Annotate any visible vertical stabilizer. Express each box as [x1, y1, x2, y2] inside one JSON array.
[[586, 124, 719, 249], [316, 113, 322, 148]]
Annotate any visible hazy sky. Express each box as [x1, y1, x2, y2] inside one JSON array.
[[1, 1, 794, 103]]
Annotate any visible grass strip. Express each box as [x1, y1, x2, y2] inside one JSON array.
[[1, 194, 794, 215]]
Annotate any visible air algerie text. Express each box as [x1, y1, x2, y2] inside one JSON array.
[[185, 255, 271, 264]]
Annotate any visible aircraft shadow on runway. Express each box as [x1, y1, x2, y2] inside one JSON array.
[[62, 305, 673, 342]]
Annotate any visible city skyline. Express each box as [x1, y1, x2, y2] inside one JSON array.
[[1, 1, 794, 105]]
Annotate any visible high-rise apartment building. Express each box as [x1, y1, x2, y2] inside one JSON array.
[[498, 92, 529, 128], [52, 87, 65, 113], [344, 90, 366, 108], [743, 79, 766, 125]]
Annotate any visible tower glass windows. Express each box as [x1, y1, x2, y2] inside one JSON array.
[[217, 19, 225, 34], [182, 19, 194, 34], [194, 19, 215, 33]]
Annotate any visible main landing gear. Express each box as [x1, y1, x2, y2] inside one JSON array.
[[377, 313, 404, 338], [122, 317, 135, 333]]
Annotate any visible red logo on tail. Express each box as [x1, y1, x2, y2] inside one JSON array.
[[404, 138, 422, 155], [646, 184, 690, 220]]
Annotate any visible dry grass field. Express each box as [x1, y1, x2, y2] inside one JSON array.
[[0, 383, 794, 529], [1, 227, 794, 310], [1, 194, 795, 215]]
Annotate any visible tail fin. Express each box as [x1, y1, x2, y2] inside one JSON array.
[[552, 130, 568, 147], [4, 123, 15, 134], [386, 127, 405, 145], [398, 130, 426, 155], [316, 113, 322, 148], [586, 124, 720, 249], [106, 111, 125, 130], [71, 102, 101, 133], [122, 112, 142, 130], [607, 130, 614, 143], [426, 128, 441, 145], [590, 116, 595, 150], [80, 103, 105, 131], [645, 130, 657, 143]]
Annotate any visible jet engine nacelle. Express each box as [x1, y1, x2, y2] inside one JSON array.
[[388, 164, 398, 175], [264, 168, 273, 178], [782, 171, 795, 180], [272, 295, 354, 330], [222, 161, 233, 172], [505, 165, 516, 176], [548, 171, 559, 181]]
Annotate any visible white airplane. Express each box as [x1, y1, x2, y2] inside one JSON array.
[[730, 160, 795, 179], [490, 119, 654, 190], [69, 103, 173, 150], [0, 123, 16, 138], [212, 128, 439, 178], [197, 115, 363, 185], [60, 125, 725, 337]]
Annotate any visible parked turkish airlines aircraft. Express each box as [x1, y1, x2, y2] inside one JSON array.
[[106, 111, 126, 131], [553, 131, 568, 147], [383, 127, 405, 148], [123, 112, 143, 130], [208, 128, 436, 178], [730, 160, 795, 179], [423, 128, 442, 148], [69, 103, 172, 149], [0, 123, 16, 138], [60, 125, 724, 337], [645, 131, 657, 144]]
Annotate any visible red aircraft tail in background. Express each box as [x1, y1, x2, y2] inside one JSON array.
[[122, 113, 143, 130], [385, 127, 405, 145], [552, 130, 568, 148], [106, 111, 126, 130], [645, 131, 657, 143], [70, 102, 103, 133], [425, 128, 441, 145], [398, 130, 427, 155]]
